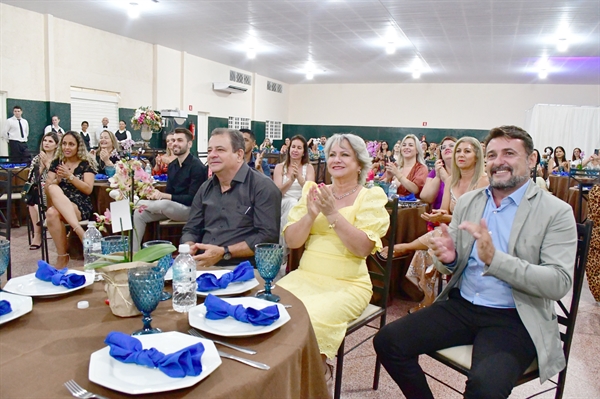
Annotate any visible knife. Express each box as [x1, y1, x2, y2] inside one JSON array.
[[217, 350, 270, 370]]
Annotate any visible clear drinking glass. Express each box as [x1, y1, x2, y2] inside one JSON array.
[[255, 243, 283, 302], [0, 239, 10, 290], [128, 266, 164, 335], [142, 240, 174, 301]]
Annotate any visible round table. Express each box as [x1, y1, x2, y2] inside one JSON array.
[[0, 273, 329, 399]]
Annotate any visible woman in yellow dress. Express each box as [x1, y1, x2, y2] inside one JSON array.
[[278, 133, 390, 386]]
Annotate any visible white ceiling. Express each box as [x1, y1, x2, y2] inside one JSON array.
[[3, 0, 599, 85]]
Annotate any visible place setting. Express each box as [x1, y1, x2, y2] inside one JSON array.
[[0, 239, 32, 327]]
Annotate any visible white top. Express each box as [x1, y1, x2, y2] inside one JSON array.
[[282, 163, 308, 200], [44, 125, 65, 135], [1, 116, 29, 142]]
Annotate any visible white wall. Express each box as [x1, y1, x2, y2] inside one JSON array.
[[288, 83, 600, 130], [253, 74, 289, 123], [154, 45, 182, 110]]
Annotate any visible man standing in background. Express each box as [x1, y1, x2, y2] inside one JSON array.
[[1, 105, 31, 161]]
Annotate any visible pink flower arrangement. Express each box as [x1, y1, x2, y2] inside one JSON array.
[[108, 159, 156, 203], [366, 141, 380, 158], [130, 106, 162, 131], [93, 209, 112, 232]]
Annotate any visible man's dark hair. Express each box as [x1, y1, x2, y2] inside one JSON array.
[[13, 105, 22, 111], [81, 121, 89, 126], [211, 128, 245, 153], [173, 127, 193, 142], [484, 125, 534, 155], [239, 128, 255, 142]]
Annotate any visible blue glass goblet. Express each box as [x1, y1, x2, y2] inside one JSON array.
[[254, 243, 283, 302], [0, 239, 10, 290], [128, 266, 164, 335], [101, 235, 129, 255], [143, 240, 174, 301]]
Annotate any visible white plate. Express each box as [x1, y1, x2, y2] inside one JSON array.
[[164, 269, 201, 281], [0, 291, 33, 325], [195, 270, 259, 297], [2, 269, 94, 297], [188, 297, 290, 338], [89, 331, 221, 395]]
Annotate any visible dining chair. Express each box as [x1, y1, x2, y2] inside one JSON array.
[[287, 196, 399, 399], [424, 219, 593, 399]]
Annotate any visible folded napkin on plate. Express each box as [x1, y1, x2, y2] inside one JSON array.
[[154, 174, 168, 182], [399, 193, 417, 201], [197, 261, 254, 291], [104, 331, 204, 378], [204, 294, 280, 326], [0, 300, 12, 316], [95, 173, 109, 180], [35, 260, 86, 289]]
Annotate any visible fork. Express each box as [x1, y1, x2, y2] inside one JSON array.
[[64, 380, 109, 399], [188, 328, 257, 355]]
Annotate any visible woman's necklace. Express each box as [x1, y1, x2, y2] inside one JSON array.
[[332, 185, 359, 200]]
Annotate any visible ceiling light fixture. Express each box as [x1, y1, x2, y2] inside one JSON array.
[[557, 38, 568, 52], [386, 41, 396, 55], [412, 70, 421, 79], [538, 69, 548, 79], [306, 62, 315, 80], [247, 47, 256, 59], [127, 2, 140, 18]]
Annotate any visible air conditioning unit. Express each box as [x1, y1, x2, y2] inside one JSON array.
[[213, 82, 248, 94]]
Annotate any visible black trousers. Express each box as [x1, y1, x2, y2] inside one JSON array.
[[8, 140, 31, 163], [373, 289, 537, 399]]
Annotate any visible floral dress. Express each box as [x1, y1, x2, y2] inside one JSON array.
[[49, 159, 95, 221], [27, 154, 50, 206]]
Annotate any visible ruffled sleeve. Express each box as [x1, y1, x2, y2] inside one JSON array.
[[353, 187, 390, 254], [283, 181, 316, 232]]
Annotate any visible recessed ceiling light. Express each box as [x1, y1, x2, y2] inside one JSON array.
[[247, 48, 256, 59], [128, 2, 140, 18], [412, 70, 421, 79], [306, 62, 315, 80], [386, 42, 396, 55], [538, 69, 548, 79], [557, 38, 568, 52]]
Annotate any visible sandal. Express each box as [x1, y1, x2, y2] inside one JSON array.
[[29, 244, 41, 250]]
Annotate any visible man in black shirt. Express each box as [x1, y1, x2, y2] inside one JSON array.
[[133, 128, 207, 251], [181, 128, 281, 267]]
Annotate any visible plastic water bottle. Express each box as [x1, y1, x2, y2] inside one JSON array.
[[172, 244, 197, 312], [83, 221, 102, 278], [144, 161, 152, 176], [388, 180, 398, 200]]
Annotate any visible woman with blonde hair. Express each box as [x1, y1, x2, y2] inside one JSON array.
[[94, 130, 121, 176], [385, 134, 428, 198], [45, 131, 97, 267], [380, 136, 488, 312], [153, 131, 176, 175]]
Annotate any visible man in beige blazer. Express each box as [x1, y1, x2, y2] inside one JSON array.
[[374, 126, 577, 399]]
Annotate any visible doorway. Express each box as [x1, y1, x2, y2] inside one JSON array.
[[197, 112, 209, 163]]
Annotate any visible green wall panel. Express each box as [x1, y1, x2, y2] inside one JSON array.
[[208, 116, 228, 133], [282, 124, 489, 146]]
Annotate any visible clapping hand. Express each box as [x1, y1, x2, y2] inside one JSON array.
[[55, 163, 71, 180], [100, 149, 110, 163], [458, 219, 495, 265], [421, 209, 448, 223], [307, 183, 336, 219], [429, 224, 456, 264]]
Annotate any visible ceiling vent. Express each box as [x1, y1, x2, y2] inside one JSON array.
[[213, 82, 248, 94]]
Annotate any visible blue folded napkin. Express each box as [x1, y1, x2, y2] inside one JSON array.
[[0, 300, 12, 316], [154, 174, 168, 182], [35, 260, 86, 289], [399, 193, 417, 201], [204, 294, 280, 326], [197, 261, 254, 292], [95, 173, 109, 180], [104, 331, 204, 378]]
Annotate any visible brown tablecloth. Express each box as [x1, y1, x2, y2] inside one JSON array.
[[0, 274, 328, 399], [568, 187, 589, 223], [548, 175, 576, 201]]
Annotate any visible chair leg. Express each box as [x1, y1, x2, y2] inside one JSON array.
[[555, 369, 567, 399], [334, 339, 345, 399]]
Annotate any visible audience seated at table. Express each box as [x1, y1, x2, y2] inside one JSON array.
[[377, 140, 392, 160], [532, 149, 549, 191], [278, 133, 389, 388], [391, 140, 402, 163], [45, 131, 97, 268], [241, 128, 271, 178], [550, 145, 569, 173], [91, 130, 121, 176], [380, 137, 488, 312], [307, 138, 320, 161], [279, 137, 290, 156], [582, 152, 600, 169], [152, 130, 176, 175], [273, 135, 315, 260], [419, 136, 457, 210], [571, 147, 583, 169], [384, 134, 428, 198], [27, 131, 59, 250], [133, 128, 207, 251], [259, 137, 274, 152], [420, 140, 431, 160]]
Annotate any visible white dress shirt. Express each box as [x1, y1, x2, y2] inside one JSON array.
[[44, 125, 65, 135], [2, 116, 29, 142], [92, 124, 111, 149]]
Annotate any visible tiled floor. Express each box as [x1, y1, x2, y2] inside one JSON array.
[[3, 226, 600, 399]]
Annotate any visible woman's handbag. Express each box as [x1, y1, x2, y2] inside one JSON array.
[[22, 182, 39, 205]]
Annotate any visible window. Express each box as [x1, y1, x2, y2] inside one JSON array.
[[265, 120, 282, 140], [228, 116, 251, 130]]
